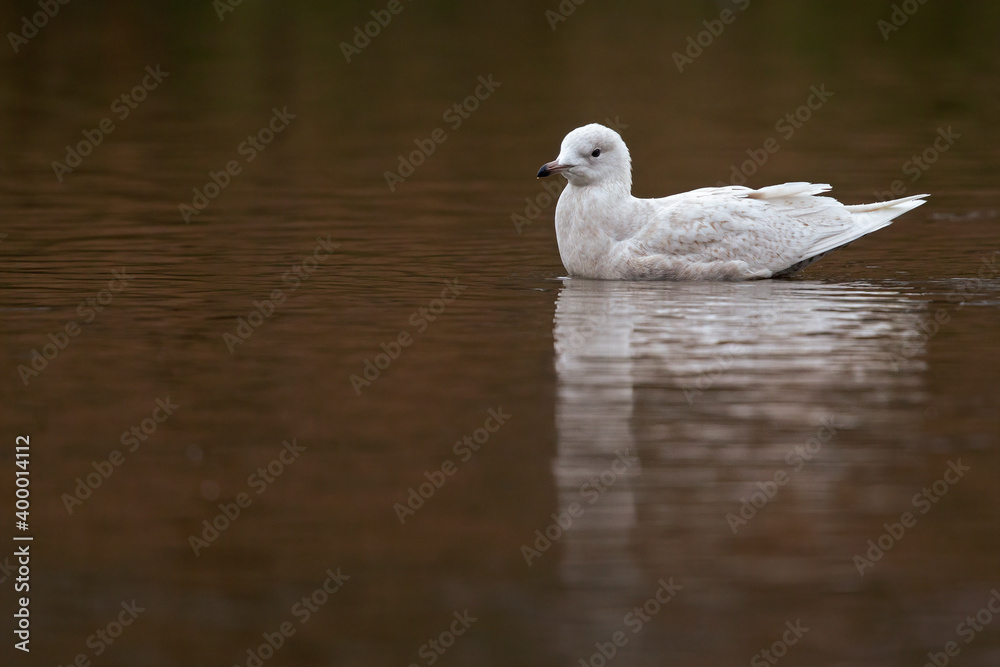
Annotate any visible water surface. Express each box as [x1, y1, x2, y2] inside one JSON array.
[[1, 2, 999, 665]]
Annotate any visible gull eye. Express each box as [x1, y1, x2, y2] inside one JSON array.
[[591, 148, 601, 157]]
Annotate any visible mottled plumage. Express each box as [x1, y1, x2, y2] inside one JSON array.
[[537, 124, 928, 280]]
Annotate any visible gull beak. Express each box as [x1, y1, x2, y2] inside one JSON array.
[[537, 160, 567, 179]]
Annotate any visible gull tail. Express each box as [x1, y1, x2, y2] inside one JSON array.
[[806, 193, 930, 257], [843, 193, 930, 231], [772, 193, 929, 277]]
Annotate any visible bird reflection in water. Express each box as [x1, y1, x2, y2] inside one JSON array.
[[551, 279, 927, 661]]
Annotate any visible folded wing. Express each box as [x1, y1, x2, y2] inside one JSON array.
[[634, 182, 928, 277]]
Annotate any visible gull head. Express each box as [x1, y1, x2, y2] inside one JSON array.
[[537, 123, 631, 190]]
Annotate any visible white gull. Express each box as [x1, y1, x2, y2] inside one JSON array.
[[537, 123, 928, 280]]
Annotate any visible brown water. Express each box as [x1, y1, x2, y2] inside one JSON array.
[[2, 2, 999, 666]]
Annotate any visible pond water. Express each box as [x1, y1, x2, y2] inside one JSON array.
[[2, 2, 998, 666]]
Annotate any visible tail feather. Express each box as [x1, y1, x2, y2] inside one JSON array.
[[802, 193, 929, 258], [843, 193, 929, 214]]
